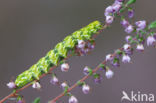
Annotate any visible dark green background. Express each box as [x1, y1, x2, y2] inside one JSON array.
[[0, 0, 156, 102]]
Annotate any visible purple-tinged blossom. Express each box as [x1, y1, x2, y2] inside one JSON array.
[[94, 77, 102, 84], [105, 69, 114, 79], [111, 60, 120, 67], [61, 63, 69, 72], [82, 84, 90, 94], [106, 54, 113, 61], [128, 9, 134, 18], [125, 25, 134, 34], [123, 44, 131, 52], [69, 96, 78, 103], [147, 36, 156, 46], [50, 76, 59, 85], [112, 3, 122, 12], [83, 66, 90, 75], [105, 6, 114, 14], [123, 44, 133, 55], [122, 55, 131, 63], [77, 40, 86, 49], [61, 82, 68, 90], [17, 100, 23, 103], [125, 35, 132, 43], [106, 16, 114, 24], [115, 0, 125, 2], [7, 82, 16, 89], [32, 82, 41, 89], [153, 34, 156, 40], [135, 20, 146, 31], [121, 19, 129, 28], [136, 44, 144, 52]]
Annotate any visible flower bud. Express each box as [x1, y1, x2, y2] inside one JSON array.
[[106, 16, 114, 24], [136, 44, 144, 52], [7, 82, 16, 89], [69, 96, 78, 103], [122, 55, 131, 63], [82, 84, 90, 94], [105, 69, 114, 79], [32, 82, 41, 89], [147, 36, 155, 46], [125, 25, 134, 34], [61, 63, 70, 72]]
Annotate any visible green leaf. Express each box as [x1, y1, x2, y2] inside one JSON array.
[[126, 0, 136, 5], [148, 21, 156, 29], [33, 97, 40, 103], [99, 64, 105, 69]]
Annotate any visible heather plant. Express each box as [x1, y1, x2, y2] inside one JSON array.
[[0, 0, 156, 103]]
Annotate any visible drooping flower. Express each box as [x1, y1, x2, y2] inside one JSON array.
[[83, 66, 92, 76], [123, 44, 131, 52], [106, 16, 114, 24], [93, 74, 102, 84], [135, 20, 146, 31], [111, 57, 120, 67], [61, 82, 68, 90], [7, 82, 16, 89], [106, 54, 113, 61], [61, 63, 70, 72], [136, 44, 144, 52], [128, 9, 134, 18], [69, 96, 78, 103], [50, 75, 59, 85], [147, 36, 155, 46], [82, 84, 90, 94], [123, 44, 133, 55], [125, 25, 134, 34], [112, 3, 122, 12], [105, 69, 114, 79], [77, 40, 86, 49], [125, 35, 132, 43], [17, 100, 23, 103], [121, 19, 129, 28], [122, 55, 131, 63], [32, 82, 41, 89], [105, 6, 114, 16]]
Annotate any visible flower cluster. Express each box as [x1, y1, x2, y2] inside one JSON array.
[[105, 0, 124, 24]]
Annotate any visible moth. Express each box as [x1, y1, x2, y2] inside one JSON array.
[[15, 21, 103, 88]]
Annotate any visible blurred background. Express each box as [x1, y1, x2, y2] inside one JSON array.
[[0, 0, 156, 102]]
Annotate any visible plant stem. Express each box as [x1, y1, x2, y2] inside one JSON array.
[[49, 48, 123, 103], [0, 24, 107, 103]]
